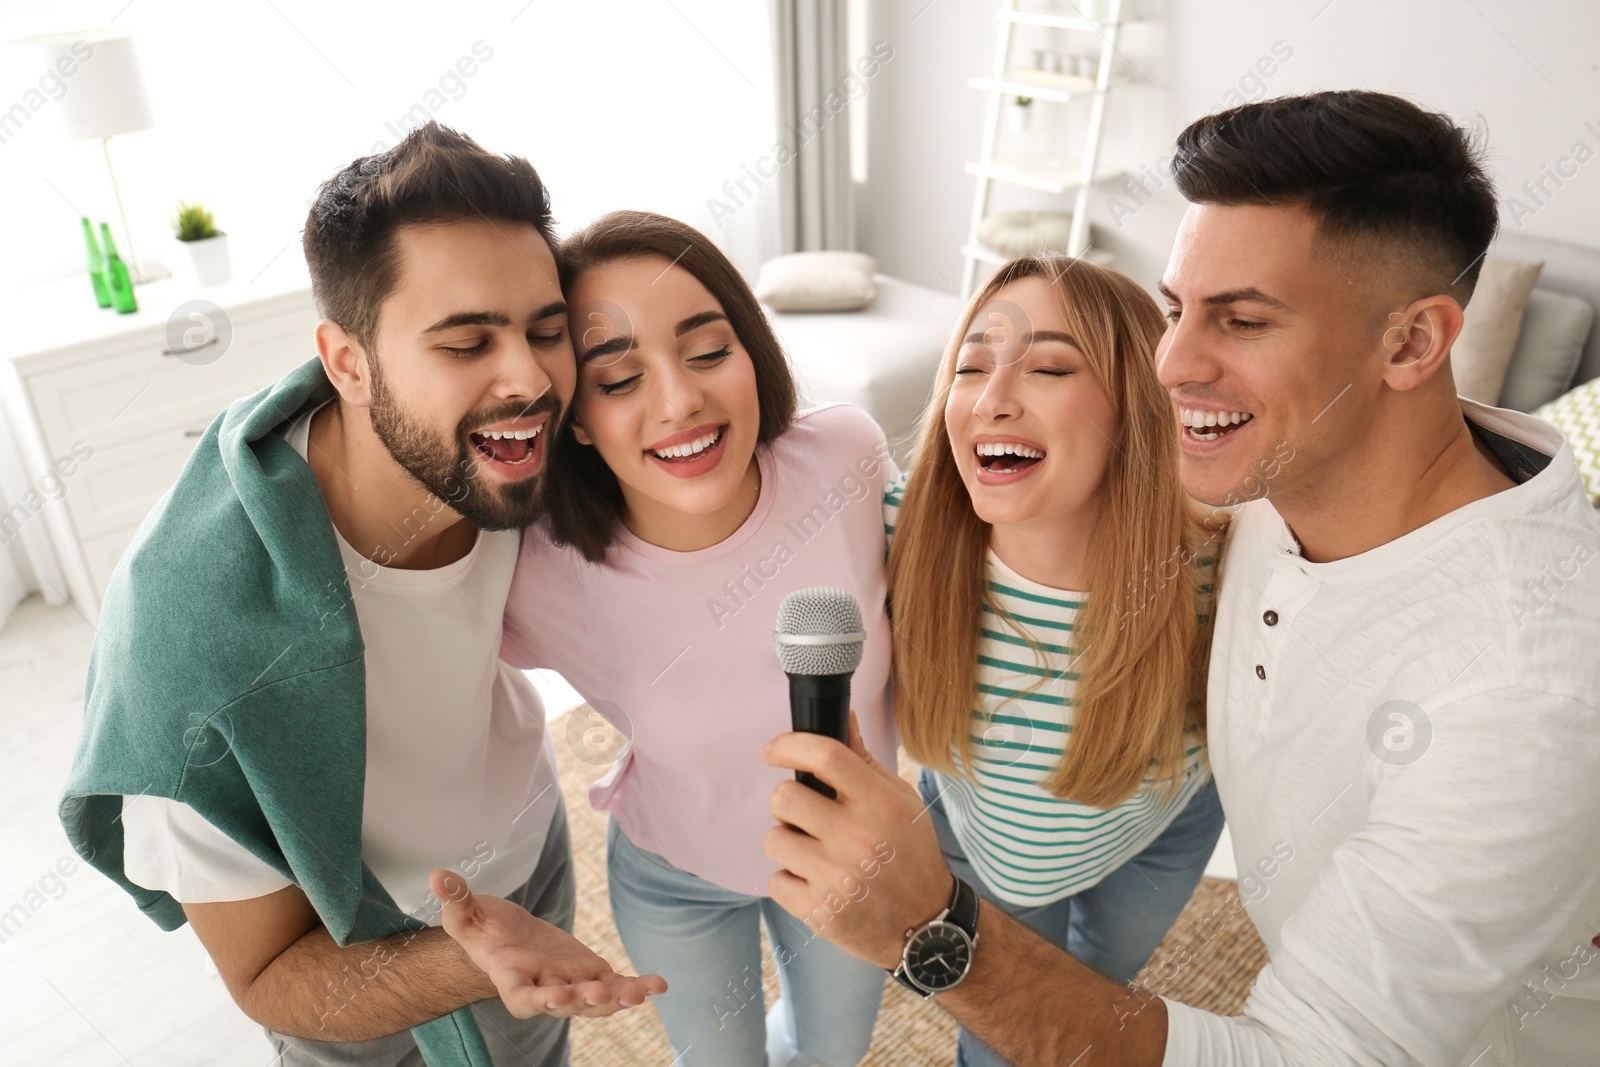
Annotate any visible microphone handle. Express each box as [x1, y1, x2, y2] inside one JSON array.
[[788, 671, 853, 799]]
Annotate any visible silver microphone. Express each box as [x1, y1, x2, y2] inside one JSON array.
[[774, 587, 865, 797]]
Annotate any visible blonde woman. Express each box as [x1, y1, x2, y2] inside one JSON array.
[[886, 256, 1224, 1067]]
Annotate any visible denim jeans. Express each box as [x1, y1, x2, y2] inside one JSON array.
[[265, 793, 575, 1067], [605, 817, 884, 1067], [917, 768, 1225, 1067]]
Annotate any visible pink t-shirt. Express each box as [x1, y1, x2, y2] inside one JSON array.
[[501, 403, 899, 896]]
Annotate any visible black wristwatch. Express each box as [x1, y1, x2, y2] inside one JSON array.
[[889, 875, 980, 998]]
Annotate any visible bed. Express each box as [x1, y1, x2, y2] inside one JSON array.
[[764, 274, 964, 462]]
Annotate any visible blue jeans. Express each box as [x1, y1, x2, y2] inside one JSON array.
[[917, 768, 1225, 1067], [605, 817, 884, 1067]]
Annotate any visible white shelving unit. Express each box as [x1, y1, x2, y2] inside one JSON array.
[[961, 0, 1130, 293]]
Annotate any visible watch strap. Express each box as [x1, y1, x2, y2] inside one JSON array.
[[945, 874, 979, 939]]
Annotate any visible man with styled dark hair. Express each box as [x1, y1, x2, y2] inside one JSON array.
[[60, 121, 663, 1066], [756, 90, 1600, 1064]]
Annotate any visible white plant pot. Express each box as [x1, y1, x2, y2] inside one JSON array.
[[179, 233, 232, 286], [1006, 105, 1032, 133]]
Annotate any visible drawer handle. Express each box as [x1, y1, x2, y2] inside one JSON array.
[[184, 428, 205, 438], [162, 336, 220, 357]]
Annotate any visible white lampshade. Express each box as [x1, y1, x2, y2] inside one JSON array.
[[11, 29, 153, 141]]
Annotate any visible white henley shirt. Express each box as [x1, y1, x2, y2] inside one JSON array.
[[1162, 399, 1600, 1066]]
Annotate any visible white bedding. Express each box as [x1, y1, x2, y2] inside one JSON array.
[[765, 274, 963, 459]]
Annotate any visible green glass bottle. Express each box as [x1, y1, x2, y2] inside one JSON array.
[[81, 217, 111, 308], [99, 222, 138, 314]]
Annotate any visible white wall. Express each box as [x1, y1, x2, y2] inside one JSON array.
[[858, 0, 1600, 297], [0, 0, 780, 293]]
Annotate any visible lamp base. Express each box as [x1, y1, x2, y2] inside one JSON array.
[[130, 258, 171, 286]]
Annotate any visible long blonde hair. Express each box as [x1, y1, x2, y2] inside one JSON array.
[[889, 256, 1221, 808]]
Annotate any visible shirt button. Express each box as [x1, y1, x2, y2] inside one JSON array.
[[1263, 610, 1279, 626], [1255, 664, 1267, 680]]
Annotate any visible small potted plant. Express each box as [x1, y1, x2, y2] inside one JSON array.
[[1007, 95, 1034, 133], [171, 200, 231, 286]]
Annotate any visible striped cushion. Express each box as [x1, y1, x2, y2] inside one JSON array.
[[1534, 377, 1600, 504]]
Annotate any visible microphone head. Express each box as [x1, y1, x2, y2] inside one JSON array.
[[774, 587, 866, 676]]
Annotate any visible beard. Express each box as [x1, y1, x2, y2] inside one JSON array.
[[367, 353, 557, 531]]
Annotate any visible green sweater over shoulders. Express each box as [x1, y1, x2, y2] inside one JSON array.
[[59, 357, 493, 1064]]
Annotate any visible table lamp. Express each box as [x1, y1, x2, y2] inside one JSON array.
[[13, 28, 170, 284]]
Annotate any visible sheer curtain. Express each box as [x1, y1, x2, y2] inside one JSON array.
[[771, 0, 856, 253]]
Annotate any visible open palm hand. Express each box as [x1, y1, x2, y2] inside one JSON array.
[[429, 869, 668, 1019]]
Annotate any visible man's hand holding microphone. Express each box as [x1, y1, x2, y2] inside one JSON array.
[[764, 588, 965, 976]]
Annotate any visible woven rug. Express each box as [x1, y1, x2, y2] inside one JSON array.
[[556, 721, 1268, 1066]]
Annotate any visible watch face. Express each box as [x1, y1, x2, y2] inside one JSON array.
[[906, 921, 973, 992]]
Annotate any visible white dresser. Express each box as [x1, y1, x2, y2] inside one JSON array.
[[0, 269, 318, 623]]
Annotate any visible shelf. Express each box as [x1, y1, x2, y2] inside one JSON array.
[[998, 6, 1150, 32], [962, 0, 1140, 294], [998, 9, 1097, 32], [964, 158, 1122, 194], [962, 242, 1115, 268], [969, 72, 1099, 103]]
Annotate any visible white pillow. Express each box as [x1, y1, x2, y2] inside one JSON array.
[[977, 210, 1076, 257], [1452, 256, 1544, 404], [756, 252, 877, 312]]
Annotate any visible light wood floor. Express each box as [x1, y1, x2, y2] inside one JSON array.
[[1, 593, 272, 1065]]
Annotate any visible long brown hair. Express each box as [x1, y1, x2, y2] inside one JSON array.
[[889, 256, 1221, 808], [541, 211, 797, 561]]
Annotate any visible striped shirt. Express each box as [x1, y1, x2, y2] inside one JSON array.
[[885, 473, 1214, 906]]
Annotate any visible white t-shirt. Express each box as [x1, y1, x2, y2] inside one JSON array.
[[121, 399, 561, 919], [1161, 399, 1600, 1066]]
